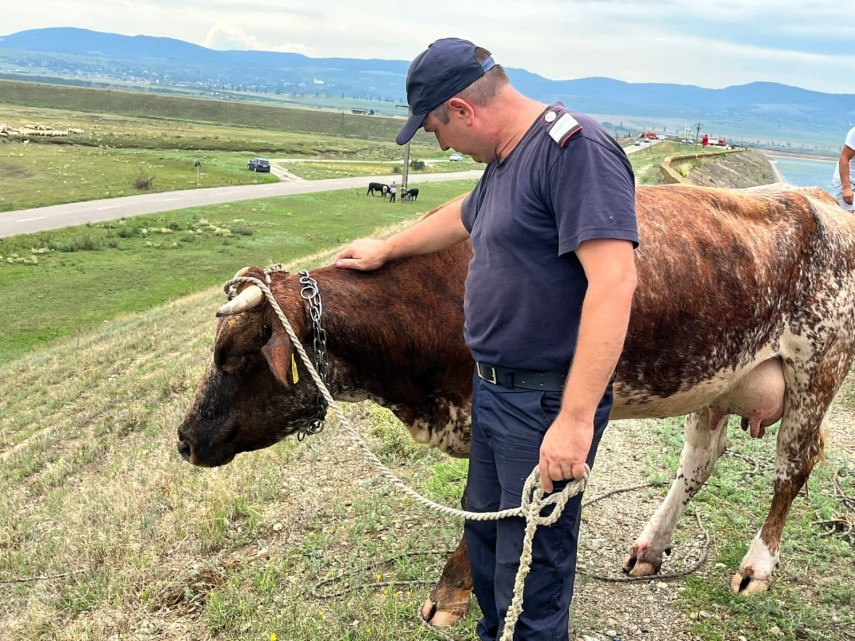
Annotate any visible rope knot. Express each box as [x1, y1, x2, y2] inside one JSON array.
[[518, 466, 590, 527]]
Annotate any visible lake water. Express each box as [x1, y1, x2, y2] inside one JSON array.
[[769, 155, 837, 194]]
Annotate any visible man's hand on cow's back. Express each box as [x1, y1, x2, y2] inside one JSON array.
[[336, 239, 389, 271]]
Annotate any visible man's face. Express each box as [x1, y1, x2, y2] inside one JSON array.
[[422, 112, 456, 152], [422, 104, 493, 164]]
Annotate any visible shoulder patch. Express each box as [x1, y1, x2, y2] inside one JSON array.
[[548, 113, 582, 147]]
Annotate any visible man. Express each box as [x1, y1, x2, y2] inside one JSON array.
[[336, 37, 638, 640], [832, 125, 855, 211]]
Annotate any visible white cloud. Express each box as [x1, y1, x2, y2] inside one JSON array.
[[0, 0, 851, 93]]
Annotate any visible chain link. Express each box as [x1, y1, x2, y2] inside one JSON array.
[[298, 270, 329, 439]]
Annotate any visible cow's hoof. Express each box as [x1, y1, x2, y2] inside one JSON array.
[[730, 571, 771, 594], [623, 548, 662, 576], [420, 596, 469, 628], [628, 561, 658, 577]]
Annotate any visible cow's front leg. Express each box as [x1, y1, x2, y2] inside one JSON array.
[[421, 533, 473, 627], [624, 408, 728, 576]]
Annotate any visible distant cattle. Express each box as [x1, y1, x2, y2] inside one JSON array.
[[401, 188, 420, 202], [367, 182, 389, 197], [178, 183, 855, 629]]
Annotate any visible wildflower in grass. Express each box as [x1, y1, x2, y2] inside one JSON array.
[[270, 634, 277, 641]]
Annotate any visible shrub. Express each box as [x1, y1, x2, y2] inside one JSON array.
[[409, 159, 426, 171], [133, 167, 155, 190], [230, 223, 253, 236], [48, 235, 103, 252]]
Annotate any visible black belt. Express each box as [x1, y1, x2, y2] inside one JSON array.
[[475, 362, 566, 392]]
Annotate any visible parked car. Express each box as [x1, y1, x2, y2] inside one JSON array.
[[247, 157, 271, 172], [449, 152, 464, 162]]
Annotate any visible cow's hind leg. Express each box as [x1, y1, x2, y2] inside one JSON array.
[[730, 362, 831, 594], [624, 408, 728, 576], [421, 534, 473, 627]]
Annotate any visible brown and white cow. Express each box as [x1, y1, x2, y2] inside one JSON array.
[[177, 183, 855, 628]]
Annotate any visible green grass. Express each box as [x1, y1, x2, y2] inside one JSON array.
[[0, 99, 470, 210], [1, 82, 853, 641], [0, 180, 477, 361], [650, 417, 855, 641], [0, 79, 438, 145], [631, 141, 724, 184], [1, 287, 852, 640], [0, 145, 280, 211], [279, 158, 483, 181]]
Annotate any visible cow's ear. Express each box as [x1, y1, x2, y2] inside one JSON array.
[[261, 333, 295, 389]]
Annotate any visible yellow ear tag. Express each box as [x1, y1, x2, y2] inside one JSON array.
[[290, 354, 299, 384]]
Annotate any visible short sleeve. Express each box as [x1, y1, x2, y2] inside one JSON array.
[[546, 136, 638, 256]]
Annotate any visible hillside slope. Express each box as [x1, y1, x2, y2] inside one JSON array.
[[1, 233, 853, 640]]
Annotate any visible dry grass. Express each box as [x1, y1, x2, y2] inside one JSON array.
[[1, 235, 854, 640]]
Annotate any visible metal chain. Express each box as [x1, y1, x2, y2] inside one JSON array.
[[298, 270, 328, 440]]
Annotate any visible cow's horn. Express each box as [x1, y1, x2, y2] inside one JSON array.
[[217, 285, 264, 317]]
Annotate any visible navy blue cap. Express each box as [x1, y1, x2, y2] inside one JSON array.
[[396, 38, 495, 145]]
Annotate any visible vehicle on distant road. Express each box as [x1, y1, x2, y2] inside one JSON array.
[[681, 138, 695, 144], [449, 152, 464, 162], [247, 157, 271, 172]]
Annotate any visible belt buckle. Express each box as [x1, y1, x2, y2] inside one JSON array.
[[476, 362, 498, 385]]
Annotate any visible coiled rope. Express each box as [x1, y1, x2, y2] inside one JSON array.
[[225, 274, 589, 641]]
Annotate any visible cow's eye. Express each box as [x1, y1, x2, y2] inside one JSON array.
[[222, 354, 247, 373]]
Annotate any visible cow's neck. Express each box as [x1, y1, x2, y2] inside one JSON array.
[[295, 256, 473, 445]]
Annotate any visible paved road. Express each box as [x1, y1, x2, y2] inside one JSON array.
[[1, 141, 652, 238], [0, 170, 484, 238]]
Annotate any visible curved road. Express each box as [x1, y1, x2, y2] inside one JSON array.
[[0, 170, 484, 239], [1, 140, 653, 238]]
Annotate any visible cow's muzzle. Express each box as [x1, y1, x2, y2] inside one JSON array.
[[177, 439, 192, 462]]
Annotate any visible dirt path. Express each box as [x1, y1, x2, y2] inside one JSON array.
[[568, 371, 855, 641]]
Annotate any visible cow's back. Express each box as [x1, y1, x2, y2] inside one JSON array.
[[615, 184, 855, 416]]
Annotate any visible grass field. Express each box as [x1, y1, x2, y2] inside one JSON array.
[[0, 180, 478, 361], [0, 99, 470, 211], [0, 79, 437, 145], [1, 82, 853, 641], [0, 233, 852, 641]]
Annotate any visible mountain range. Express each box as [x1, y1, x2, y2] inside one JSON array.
[[1, 27, 853, 149]]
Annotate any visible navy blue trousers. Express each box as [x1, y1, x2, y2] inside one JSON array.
[[464, 374, 612, 641]]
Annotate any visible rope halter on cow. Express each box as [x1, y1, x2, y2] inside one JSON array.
[[221, 271, 590, 641]]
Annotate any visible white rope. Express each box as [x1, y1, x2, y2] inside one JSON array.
[[226, 275, 590, 640]]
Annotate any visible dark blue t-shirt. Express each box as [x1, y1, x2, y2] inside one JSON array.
[[460, 105, 638, 372]]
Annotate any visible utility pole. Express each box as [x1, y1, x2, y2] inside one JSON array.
[[396, 103, 410, 191]]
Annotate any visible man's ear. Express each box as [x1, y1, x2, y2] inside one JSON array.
[[261, 333, 295, 389], [447, 96, 473, 119]]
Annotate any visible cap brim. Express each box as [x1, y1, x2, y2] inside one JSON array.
[[396, 112, 427, 145]]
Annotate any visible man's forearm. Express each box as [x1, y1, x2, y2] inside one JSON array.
[[384, 198, 470, 260], [559, 278, 635, 422]]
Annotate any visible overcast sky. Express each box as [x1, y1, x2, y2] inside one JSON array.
[[2, 0, 853, 95]]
